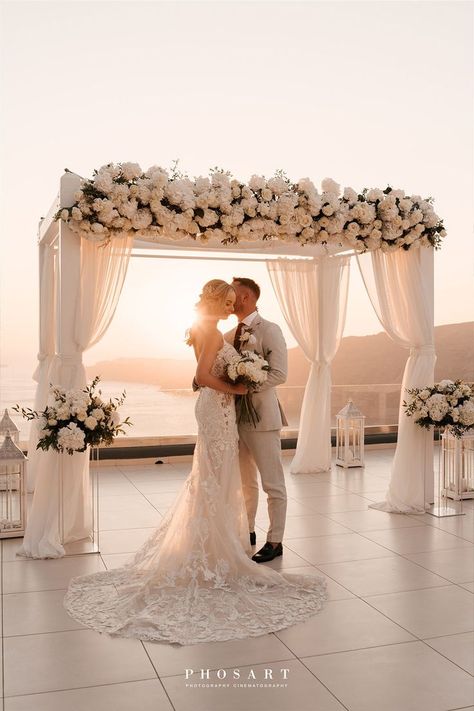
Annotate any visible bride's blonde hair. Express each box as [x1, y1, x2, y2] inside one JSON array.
[[186, 279, 235, 346]]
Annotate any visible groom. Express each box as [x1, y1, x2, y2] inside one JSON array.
[[226, 277, 288, 564]]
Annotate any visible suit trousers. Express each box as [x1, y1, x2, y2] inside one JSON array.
[[238, 428, 287, 543]]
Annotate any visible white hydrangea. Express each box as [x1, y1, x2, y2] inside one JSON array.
[[57, 423, 85, 452], [426, 393, 450, 421], [458, 400, 474, 427]]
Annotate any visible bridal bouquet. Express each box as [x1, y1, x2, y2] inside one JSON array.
[[14, 377, 131, 455], [403, 380, 474, 438], [226, 351, 271, 426]]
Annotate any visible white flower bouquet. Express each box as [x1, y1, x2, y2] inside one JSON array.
[[225, 350, 271, 427], [14, 376, 132, 455], [55, 163, 446, 253], [403, 380, 474, 438]]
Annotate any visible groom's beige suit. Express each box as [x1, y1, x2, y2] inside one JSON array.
[[225, 312, 288, 542]]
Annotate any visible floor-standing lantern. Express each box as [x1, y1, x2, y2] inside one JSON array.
[[336, 400, 365, 468], [441, 429, 474, 501], [0, 408, 20, 445], [0, 409, 20, 491], [0, 432, 27, 538]]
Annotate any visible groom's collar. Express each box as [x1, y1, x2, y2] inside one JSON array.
[[241, 310, 259, 327]]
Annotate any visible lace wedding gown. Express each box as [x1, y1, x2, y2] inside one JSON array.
[[64, 341, 327, 645]]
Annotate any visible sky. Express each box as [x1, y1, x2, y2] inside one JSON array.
[[0, 0, 472, 372]]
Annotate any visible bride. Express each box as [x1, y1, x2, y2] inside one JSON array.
[[64, 280, 327, 645]]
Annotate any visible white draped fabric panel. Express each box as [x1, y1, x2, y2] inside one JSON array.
[[27, 244, 60, 491], [20, 233, 134, 558], [268, 256, 350, 474], [357, 247, 436, 513]]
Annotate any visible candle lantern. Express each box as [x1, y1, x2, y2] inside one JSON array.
[[0, 432, 27, 538], [441, 429, 474, 501], [0, 409, 20, 445], [336, 400, 365, 468]]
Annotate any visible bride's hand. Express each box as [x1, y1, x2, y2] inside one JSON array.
[[232, 383, 248, 395]]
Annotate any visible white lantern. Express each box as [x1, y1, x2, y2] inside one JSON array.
[[441, 429, 474, 500], [0, 408, 20, 445], [336, 400, 365, 468], [0, 432, 27, 538]]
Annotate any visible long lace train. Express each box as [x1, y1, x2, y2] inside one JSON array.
[[64, 342, 327, 644]]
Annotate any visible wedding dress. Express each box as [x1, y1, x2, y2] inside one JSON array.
[[64, 341, 327, 645]]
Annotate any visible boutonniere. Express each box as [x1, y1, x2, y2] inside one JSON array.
[[239, 327, 257, 347]]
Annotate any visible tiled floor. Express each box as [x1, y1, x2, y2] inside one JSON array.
[[2, 448, 474, 711]]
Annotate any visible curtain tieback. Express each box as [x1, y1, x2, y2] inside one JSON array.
[[410, 345, 435, 356]]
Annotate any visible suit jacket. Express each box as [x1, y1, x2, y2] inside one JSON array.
[[225, 314, 288, 431]]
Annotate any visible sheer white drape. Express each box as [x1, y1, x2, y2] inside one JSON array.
[[357, 247, 436, 513], [20, 233, 133, 558], [27, 244, 60, 491], [268, 256, 350, 474]]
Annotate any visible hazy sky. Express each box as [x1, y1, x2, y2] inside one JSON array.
[[0, 0, 472, 371]]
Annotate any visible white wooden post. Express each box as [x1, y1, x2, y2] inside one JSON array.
[[421, 246, 435, 505]]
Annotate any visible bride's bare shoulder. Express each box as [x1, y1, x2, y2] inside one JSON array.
[[189, 325, 221, 359]]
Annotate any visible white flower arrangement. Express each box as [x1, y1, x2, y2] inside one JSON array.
[[14, 377, 132, 455], [225, 350, 270, 426], [403, 380, 474, 438], [56, 163, 446, 252]]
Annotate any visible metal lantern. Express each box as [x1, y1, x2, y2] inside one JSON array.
[[441, 429, 474, 501], [336, 400, 365, 468], [0, 408, 20, 445], [0, 432, 27, 538]]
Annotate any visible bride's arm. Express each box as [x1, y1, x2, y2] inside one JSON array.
[[195, 333, 247, 395]]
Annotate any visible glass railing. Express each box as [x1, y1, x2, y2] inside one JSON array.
[[3, 382, 401, 447]]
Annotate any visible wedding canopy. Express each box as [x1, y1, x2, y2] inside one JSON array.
[[23, 168, 438, 557]]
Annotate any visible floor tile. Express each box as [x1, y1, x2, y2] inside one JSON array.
[[145, 633, 295, 677], [460, 582, 474, 593], [99, 508, 162, 530], [281, 514, 351, 539], [287, 483, 346, 498], [326, 509, 426, 532], [363, 525, 472, 554], [275, 598, 414, 657], [406, 548, 474, 584], [318, 556, 449, 596], [3, 589, 85, 636], [98, 527, 155, 554], [4, 629, 156, 696], [162, 658, 345, 711], [4, 679, 173, 711], [304, 641, 474, 711], [425, 632, 474, 675], [364, 585, 474, 638], [3, 555, 105, 594], [285, 533, 393, 565], [301, 494, 371, 513]]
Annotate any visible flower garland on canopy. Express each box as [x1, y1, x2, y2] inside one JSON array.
[[56, 162, 446, 252]]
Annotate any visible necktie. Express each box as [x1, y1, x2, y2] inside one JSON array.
[[233, 322, 245, 351]]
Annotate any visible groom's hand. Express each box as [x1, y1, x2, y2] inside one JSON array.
[[192, 377, 200, 392]]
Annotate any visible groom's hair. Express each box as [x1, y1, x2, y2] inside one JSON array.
[[232, 277, 261, 300]]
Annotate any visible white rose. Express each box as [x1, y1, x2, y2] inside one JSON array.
[[84, 416, 98, 430], [458, 400, 474, 427], [121, 162, 142, 181], [438, 379, 454, 391], [321, 178, 340, 196], [343, 187, 358, 205], [47, 418, 58, 426], [91, 408, 104, 421], [60, 209, 70, 221], [366, 188, 384, 202], [249, 175, 266, 192]]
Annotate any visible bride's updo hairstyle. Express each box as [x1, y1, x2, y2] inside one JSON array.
[[186, 279, 235, 346]]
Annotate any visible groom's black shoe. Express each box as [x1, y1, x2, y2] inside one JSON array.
[[250, 531, 256, 546], [252, 542, 283, 563]]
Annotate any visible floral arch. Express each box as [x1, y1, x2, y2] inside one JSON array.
[[23, 165, 441, 557]]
